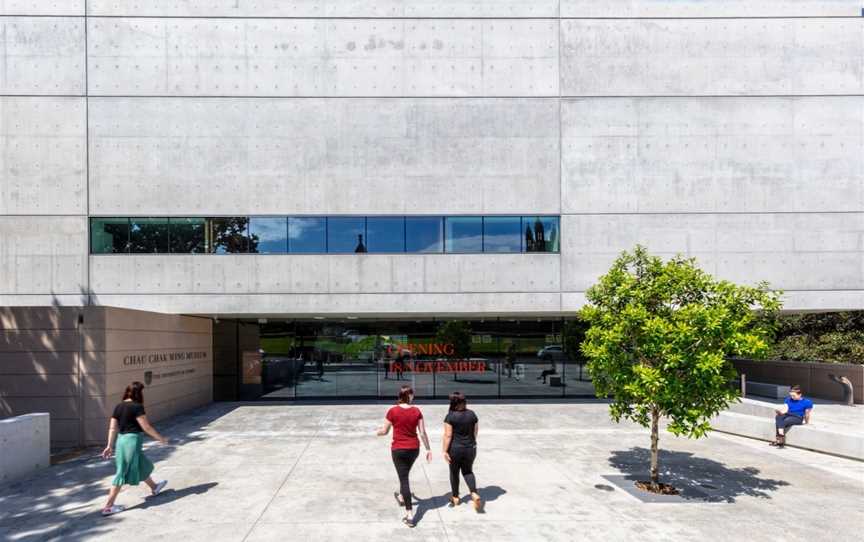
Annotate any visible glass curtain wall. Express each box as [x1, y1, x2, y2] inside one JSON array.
[[253, 319, 593, 400]]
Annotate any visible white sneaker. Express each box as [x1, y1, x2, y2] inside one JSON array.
[[102, 505, 125, 516], [151, 480, 168, 496]]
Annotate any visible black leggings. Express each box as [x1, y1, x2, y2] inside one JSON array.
[[449, 447, 477, 496], [776, 414, 803, 432], [392, 449, 419, 511]]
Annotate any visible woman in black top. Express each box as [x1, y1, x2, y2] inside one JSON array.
[[100, 381, 169, 516], [442, 392, 483, 512]]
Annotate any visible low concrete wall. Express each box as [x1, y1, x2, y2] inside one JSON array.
[[711, 411, 864, 461], [732, 359, 864, 405], [0, 413, 50, 485]]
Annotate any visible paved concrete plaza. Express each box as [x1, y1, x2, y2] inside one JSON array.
[[1, 402, 863, 542]]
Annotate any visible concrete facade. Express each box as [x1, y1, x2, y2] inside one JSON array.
[[0, 2, 862, 316], [0, 306, 212, 448]]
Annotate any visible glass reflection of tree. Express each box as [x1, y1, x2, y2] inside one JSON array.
[[208, 217, 258, 253], [525, 225, 535, 252], [129, 220, 168, 253]]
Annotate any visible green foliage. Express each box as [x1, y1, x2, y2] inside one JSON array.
[[579, 246, 783, 439], [769, 312, 864, 364], [435, 321, 472, 359]]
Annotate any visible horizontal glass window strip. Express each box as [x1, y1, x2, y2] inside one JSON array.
[[91, 217, 130, 254], [445, 216, 483, 253], [366, 217, 405, 253], [250, 217, 288, 254], [523, 216, 560, 253], [130, 218, 170, 254], [89, 216, 559, 255]]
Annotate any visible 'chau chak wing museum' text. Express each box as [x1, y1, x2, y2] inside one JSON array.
[[1, 1, 862, 447]]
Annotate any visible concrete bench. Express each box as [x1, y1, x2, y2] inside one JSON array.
[[710, 403, 863, 461], [746, 381, 790, 400], [0, 413, 50, 485]]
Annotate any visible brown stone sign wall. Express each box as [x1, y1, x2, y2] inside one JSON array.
[[1, 306, 213, 448]]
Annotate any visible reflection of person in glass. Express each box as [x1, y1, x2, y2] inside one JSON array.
[[504, 343, 516, 378], [316, 354, 324, 381], [538, 361, 557, 384], [394, 353, 405, 380], [376, 386, 432, 528]]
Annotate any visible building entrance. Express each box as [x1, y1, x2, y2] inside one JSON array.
[[231, 319, 594, 400]]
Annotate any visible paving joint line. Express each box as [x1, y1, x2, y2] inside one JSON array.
[[240, 412, 330, 542], [421, 459, 451, 542]]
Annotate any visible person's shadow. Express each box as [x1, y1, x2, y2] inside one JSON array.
[[127, 482, 219, 511], [410, 485, 507, 524]]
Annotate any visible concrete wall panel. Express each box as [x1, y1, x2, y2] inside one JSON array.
[[0, 97, 86, 214], [560, 213, 864, 292], [89, 98, 559, 214], [562, 97, 864, 214], [0, 17, 85, 95], [0, 216, 86, 296], [90, 292, 564, 317], [0, 1, 83, 15], [561, 1, 862, 17], [87, 18, 558, 97], [87, 1, 559, 18], [90, 254, 560, 296], [561, 19, 864, 96]]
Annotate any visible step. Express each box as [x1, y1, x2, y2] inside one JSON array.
[[711, 411, 864, 461]]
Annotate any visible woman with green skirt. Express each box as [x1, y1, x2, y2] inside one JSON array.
[[101, 381, 169, 516]]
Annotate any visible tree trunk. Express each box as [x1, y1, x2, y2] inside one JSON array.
[[649, 406, 660, 488]]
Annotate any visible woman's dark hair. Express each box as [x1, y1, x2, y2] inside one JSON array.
[[790, 384, 802, 394], [449, 391, 467, 412], [397, 386, 414, 404], [123, 381, 145, 404]]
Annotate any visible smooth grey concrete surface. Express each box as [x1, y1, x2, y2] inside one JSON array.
[[1, 4, 863, 315], [0, 413, 49, 485], [1, 402, 863, 541]]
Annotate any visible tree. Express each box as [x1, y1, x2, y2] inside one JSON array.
[[770, 311, 864, 364], [435, 321, 472, 359], [579, 246, 782, 492]]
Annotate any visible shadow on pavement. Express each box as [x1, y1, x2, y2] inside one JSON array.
[[128, 482, 219, 511], [0, 405, 240, 541], [608, 447, 790, 503], [411, 485, 508, 524]]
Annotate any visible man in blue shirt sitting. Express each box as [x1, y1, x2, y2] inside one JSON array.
[[771, 385, 814, 448]]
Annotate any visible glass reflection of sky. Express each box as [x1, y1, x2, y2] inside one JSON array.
[[289, 217, 326, 253], [250, 217, 288, 253]]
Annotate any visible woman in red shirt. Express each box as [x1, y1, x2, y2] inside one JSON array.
[[376, 385, 432, 527]]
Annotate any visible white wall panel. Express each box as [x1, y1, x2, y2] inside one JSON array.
[[562, 97, 864, 213], [87, 18, 558, 97], [0, 97, 86, 214], [561, 19, 864, 96], [0, 17, 85, 95], [560, 213, 864, 292], [88, 98, 559, 215], [87, 1, 559, 18], [0, 216, 86, 296], [561, 0, 862, 17]]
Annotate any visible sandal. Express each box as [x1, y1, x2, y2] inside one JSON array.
[[393, 491, 405, 507], [471, 494, 484, 513], [402, 516, 415, 528], [449, 496, 460, 507], [101, 505, 125, 516]]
